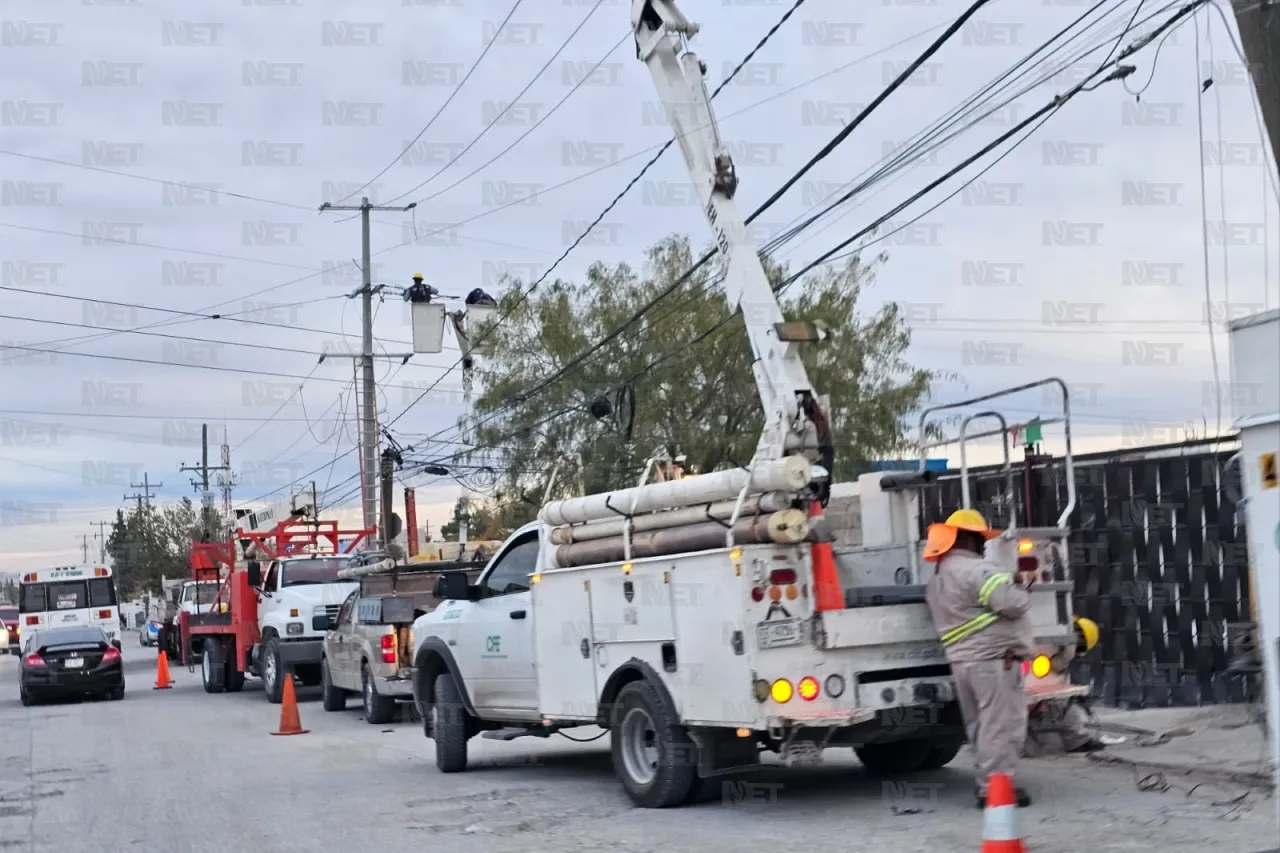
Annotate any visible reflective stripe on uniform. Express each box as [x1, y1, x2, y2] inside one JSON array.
[[978, 572, 1012, 607], [940, 611, 999, 646]]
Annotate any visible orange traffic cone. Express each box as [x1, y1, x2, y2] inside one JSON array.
[[271, 674, 309, 736], [981, 773, 1026, 853], [808, 501, 843, 612], [153, 651, 173, 689]]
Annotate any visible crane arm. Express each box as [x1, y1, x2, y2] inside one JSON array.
[[631, 0, 826, 474]]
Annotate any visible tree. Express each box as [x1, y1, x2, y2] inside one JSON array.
[[466, 235, 940, 501], [106, 499, 201, 597], [437, 497, 533, 542]]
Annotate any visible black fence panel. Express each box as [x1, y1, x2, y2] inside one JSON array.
[[917, 441, 1254, 708]]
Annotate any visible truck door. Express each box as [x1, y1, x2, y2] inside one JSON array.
[[329, 591, 359, 690], [463, 534, 539, 718]]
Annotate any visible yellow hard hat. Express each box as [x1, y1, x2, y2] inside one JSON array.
[[1074, 616, 1099, 653], [923, 508, 1002, 563]]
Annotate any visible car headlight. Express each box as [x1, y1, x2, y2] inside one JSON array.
[[286, 622, 304, 636]]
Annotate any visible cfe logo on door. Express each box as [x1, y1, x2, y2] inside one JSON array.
[[486, 635, 501, 654]]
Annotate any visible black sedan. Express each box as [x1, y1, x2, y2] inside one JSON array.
[[20, 626, 125, 706]]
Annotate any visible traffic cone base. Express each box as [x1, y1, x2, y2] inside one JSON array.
[[271, 674, 309, 736], [981, 773, 1026, 853], [153, 651, 173, 689]]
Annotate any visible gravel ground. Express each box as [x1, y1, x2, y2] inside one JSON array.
[[0, 648, 1276, 853]]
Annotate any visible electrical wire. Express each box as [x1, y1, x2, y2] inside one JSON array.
[[333, 0, 525, 204], [385, 0, 614, 205]]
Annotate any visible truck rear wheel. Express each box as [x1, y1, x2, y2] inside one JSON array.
[[432, 672, 471, 773], [610, 680, 697, 808], [201, 638, 226, 694], [362, 663, 397, 725], [919, 736, 964, 770], [321, 657, 346, 712], [224, 641, 245, 693], [854, 738, 932, 776]]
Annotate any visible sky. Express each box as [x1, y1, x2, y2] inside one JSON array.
[[0, 0, 1276, 573]]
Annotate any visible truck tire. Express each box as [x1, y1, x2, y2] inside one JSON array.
[[610, 680, 697, 808], [201, 637, 226, 694], [261, 636, 285, 704], [321, 657, 346, 712], [854, 738, 932, 776], [433, 671, 471, 773], [919, 736, 964, 770], [224, 642, 246, 693], [362, 663, 397, 725]]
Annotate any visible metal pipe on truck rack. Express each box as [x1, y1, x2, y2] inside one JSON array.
[[336, 559, 396, 580], [548, 492, 793, 544], [538, 456, 812, 527], [552, 509, 809, 568]]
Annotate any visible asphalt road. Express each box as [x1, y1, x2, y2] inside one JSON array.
[[0, 645, 1276, 853]]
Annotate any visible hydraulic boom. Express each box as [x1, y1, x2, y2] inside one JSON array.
[[631, 0, 828, 475]]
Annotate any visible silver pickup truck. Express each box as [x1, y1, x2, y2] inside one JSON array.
[[320, 591, 417, 724]]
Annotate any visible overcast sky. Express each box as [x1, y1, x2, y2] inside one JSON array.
[[0, 0, 1276, 573]]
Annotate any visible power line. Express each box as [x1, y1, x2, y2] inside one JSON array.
[[335, 0, 526, 204], [384, 0, 614, 205]]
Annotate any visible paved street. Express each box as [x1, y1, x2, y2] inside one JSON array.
[[0, 646, 1275, 853]]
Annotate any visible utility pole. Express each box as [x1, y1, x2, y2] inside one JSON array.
[[89, 520, 109, 563], [79, 534, 89, 563], [318, 197, 416, 541], [1228, 0, 1280, 170], [123, 473, 161, 513], [180, 423, 230, 540], [216, 425, 236, 537]]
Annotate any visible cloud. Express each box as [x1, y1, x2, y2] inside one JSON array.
[[1, 0, 1276, 570]]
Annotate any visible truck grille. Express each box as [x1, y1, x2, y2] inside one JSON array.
[[324, 604, 341, 629]]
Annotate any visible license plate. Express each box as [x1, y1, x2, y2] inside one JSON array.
[[781, 741, 823, 767], [757, 618, 803, 650], [63, 658, 84, 669]]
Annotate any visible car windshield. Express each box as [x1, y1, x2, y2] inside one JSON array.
[[182, 584, 219, 605], [38, 627, 105, 647], [279, 558, 347, 586]]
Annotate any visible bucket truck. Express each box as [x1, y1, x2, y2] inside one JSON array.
[[408, 0, 1087, 808]]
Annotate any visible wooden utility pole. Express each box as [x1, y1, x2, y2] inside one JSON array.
[[89, 520, 109, 563], [79, 534, 89, 563], [1229, 0, 1280, 165], [180, 423, 229, 540], [123, 473, 161, 512]]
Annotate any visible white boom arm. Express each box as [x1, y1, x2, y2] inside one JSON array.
[[632, 0, 822, 467]]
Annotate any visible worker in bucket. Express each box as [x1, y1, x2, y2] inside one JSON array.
[[923, 508, 1036, 809]]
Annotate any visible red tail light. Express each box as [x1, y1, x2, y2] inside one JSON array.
[[102, 647, 121, 664], [97, 610, 112, 620], [769, 569, 797, 585], [23, 653, 45, 668], [25, 616, 38, 626], [381, 633, 396, 664]]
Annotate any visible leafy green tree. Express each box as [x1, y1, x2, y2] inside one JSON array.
[[106, 499, 201, 597], [466, 235, 938, 501]]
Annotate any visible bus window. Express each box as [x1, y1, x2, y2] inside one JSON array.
[[19, 583, 46, 613], [88, 578, 118, 608], [47, 581, 87, 611]]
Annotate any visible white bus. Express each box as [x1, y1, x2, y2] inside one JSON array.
[[17, 565, 122, 646]]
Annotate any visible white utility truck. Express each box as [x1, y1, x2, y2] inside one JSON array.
[[410, 0, 1089, 807]]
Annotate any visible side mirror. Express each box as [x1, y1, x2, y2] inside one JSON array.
[[433, 571, 472, 602], [246, 561, 262, 588]]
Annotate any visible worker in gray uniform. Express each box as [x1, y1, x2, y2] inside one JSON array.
[[923, 508, 1036, 809]]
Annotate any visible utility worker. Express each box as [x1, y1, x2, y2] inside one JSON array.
[[1026, 616, 1107, 755], [923, 508, 1036, 809], [158, 588, 179, 660]]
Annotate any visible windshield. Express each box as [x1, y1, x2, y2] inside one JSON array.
[[278, 558, 348, 586], [182, 584, 219, 605]]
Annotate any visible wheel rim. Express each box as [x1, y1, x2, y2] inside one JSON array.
[[264, 651, 276, 689], [619, 707, 660, 786]]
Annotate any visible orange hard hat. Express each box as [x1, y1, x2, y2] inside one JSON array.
[[922, 508, 1002, 563]]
